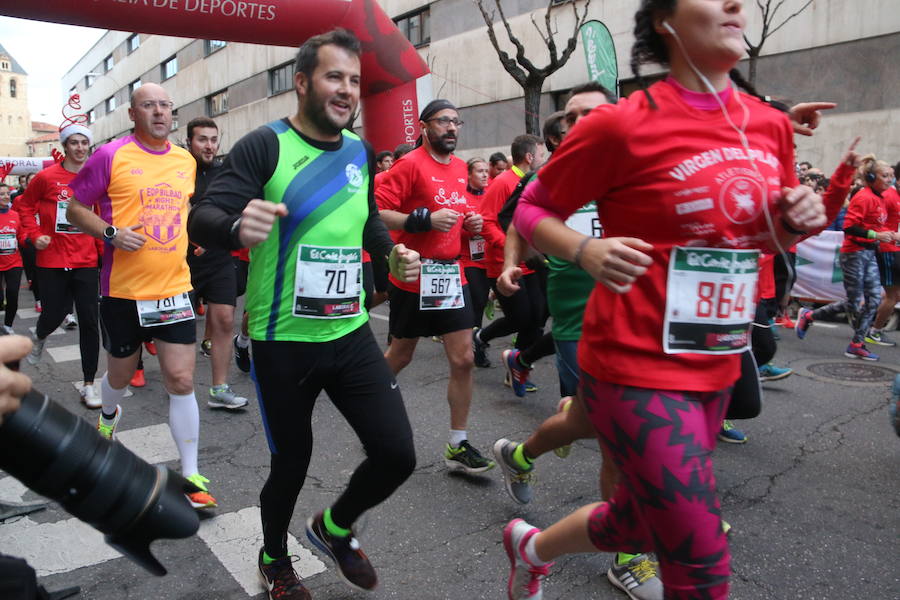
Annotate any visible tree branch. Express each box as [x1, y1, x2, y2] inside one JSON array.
[[473, 0, 527, 85], [767, 0, 815, 38]]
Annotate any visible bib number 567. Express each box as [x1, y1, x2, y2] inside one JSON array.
[[696, 281, 748, 319], [430, 278, 452, 295]]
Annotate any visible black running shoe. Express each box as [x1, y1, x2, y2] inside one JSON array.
[[257, 548, 311, 600], [306, 512, 377, 591], [233, 335, 251, 373], [444, 440, 495, 474], [472, 328, 491, 368]]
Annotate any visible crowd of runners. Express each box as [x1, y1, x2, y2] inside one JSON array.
[[1, 1, 899, 599]]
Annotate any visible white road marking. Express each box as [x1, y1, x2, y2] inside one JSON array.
[[46, 344, 82, 363], [198, 506, 326, 596], [369, 312, 388, 321], [27, 326, 63, 336], [118, 423, 180, 464], [72, 381, 133, 397], [17, 308, 40, 320]]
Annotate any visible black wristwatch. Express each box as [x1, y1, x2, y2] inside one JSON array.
[[102, 225, 118, 241]]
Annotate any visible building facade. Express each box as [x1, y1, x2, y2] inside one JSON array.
[[0, 42, 32, 158], [61, 0, 900, 170]]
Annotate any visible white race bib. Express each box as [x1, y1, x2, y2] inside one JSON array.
[[419, 261, 464, 310], [136, 292, 195, 328], [565, 202, 602, 239], [468, 235, 485, 261], [55, 200, 80, 233], [663, 247, 758, 354], [0, 233, 16, 255], [293, 245, 362, 318]]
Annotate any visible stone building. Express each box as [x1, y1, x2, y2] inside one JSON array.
[[0, 42, 32, 158]]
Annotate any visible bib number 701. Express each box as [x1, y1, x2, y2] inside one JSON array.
[[696, 281, 748, 319]]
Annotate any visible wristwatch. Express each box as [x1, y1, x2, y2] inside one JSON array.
[[102, 225, 118, 241]]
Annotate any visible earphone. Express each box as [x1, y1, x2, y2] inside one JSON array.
[[662, 18, 795, 314], [865, 162, 877, 183]]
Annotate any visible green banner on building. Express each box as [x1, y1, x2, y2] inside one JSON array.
[[579, 20, 617, 94]]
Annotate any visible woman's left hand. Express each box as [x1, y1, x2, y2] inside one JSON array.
[[778, 185, 826, 233]]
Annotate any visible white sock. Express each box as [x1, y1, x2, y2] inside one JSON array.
[[168, 391, 200, 477], [236, 333, 250, 348], [524, 534, 548, 566], [449, 429, 467, 447], [100, 372, 126, 417]]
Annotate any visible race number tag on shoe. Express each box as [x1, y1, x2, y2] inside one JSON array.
[[565, 202, 603, 238], [0, 233, 16, 255], [136, 292, 195, 327], [294, 245, 362, 318], [663, 247, 759, 354], [420, 261, 464, 310], [468, 235, 485, 261], [55, 200, 80, 233]]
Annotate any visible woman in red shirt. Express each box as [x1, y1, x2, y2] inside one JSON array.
[[861, 157, 900, 345], [502, 1, 827, 599], [0, 183, 29, 334]]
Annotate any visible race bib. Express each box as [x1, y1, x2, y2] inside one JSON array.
[[420, 261, 464, 310], [55, 200, 80, 233], [293, 245, 362, 318], [663, 247, 758, 354], [136, 292, 195, 328], [468, 235, 485, 261], [0, 233, 16, 255], [565, 202, 602, 238]]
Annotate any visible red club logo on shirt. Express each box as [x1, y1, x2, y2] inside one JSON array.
[[719, 176, 764, 225]]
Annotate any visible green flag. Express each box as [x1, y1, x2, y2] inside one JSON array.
[[579, 20, 618, 94]]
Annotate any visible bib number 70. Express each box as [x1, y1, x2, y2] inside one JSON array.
[[696, 281, 748, 319]]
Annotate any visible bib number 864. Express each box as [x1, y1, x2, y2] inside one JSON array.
[[696, 281, 748, 319]]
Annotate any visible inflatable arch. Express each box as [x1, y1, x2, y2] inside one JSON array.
[[1, 0, 432, 166]]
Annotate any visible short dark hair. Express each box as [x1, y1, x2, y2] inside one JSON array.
[[294, 28, 361, 80], [393, 143, 414, 160], [376, 150, 393, 164], [186, 117, 217, 140], [799, 161, 813, 169], [566, 81, 617, 105], [511, 134, 542, 164], [542, 111, 565, 153], [489, 152, 508, 166]]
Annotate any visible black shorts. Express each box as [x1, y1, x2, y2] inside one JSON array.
[[388, 284, 473, 338], [234, 256, 249, 298], [190, 260, 237, 306], [100, 296, 196, 358], [877, 251, 900, 288]]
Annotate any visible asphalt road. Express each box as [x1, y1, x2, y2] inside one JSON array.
[[2, 301, 898, 600]]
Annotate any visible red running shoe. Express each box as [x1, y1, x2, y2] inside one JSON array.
[[130, 368, 146, 388]]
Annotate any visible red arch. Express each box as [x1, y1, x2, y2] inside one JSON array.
[[0, 0, 431, 152]]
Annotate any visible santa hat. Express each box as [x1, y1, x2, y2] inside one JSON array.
[[59, 123, 93, 145]]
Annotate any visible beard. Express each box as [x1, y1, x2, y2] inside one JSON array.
[[303, 83, 355, 136], [426, 128, 457, 154]]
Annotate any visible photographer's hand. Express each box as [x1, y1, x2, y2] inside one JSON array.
[[0, 335, 33, 425]]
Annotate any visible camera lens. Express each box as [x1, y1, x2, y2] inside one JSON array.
[[0, 390, 199, 575]]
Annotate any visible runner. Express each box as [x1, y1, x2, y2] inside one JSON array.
[[10, 173, 40, 313], [185, 116, 249, 409], [377, 98, 495, 475], [18, 122, 102, 408], [0, 183, 26, 334], [796, 154, 894, 360], [187, 29, 420, 598], [65, 82, 216, 510], [501, 0, 827, 597], [463, 156, 492, 367], [866, 159, 900, 346]]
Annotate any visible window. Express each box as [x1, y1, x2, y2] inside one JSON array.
[[205, 40, 227, 55], [127, 33, 140, 53], [171, 109, 179, 131], [103, 54, 114, 73], [269, 62, 293, 96], [161, 56, 178, 80], [85, 73, 96, 88], [207, 89, 228, 117], [87, 110, 95, 124], [128, 79, 141, 96], [395, 7, 430, 47], [1, 61, 9, 70], [105, 96, 117, 113], [9, 78, 16, 98]]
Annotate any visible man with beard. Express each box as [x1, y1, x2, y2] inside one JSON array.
[[187, 29, 421, 599], [184, 116, 248, 410], [377, 100, 495, 475], [65, 83, 217, 512], [18, 123, 102, 408]]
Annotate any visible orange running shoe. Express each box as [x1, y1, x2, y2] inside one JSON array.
[[186, 474, 217, 509], [144, 341, 157, 355], [130, 368, 146, 388]]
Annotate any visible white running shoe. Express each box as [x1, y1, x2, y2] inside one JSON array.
[[81, 383, 102, 409]]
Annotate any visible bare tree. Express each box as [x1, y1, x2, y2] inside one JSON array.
[[744, 0, 815, 85], [474, 0, 591, 135]]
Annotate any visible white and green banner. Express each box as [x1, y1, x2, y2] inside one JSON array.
[[793, 231, 846, 302], [579, 20, 618, 94]]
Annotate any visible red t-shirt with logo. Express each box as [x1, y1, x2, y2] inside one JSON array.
[[876, 187, 900, 253], [0, 209, 26, 271], [375, 146, 472, 292], [480, 167, 534, 279], [537, 80, 797, 392], [842, 186, 887, 252]]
